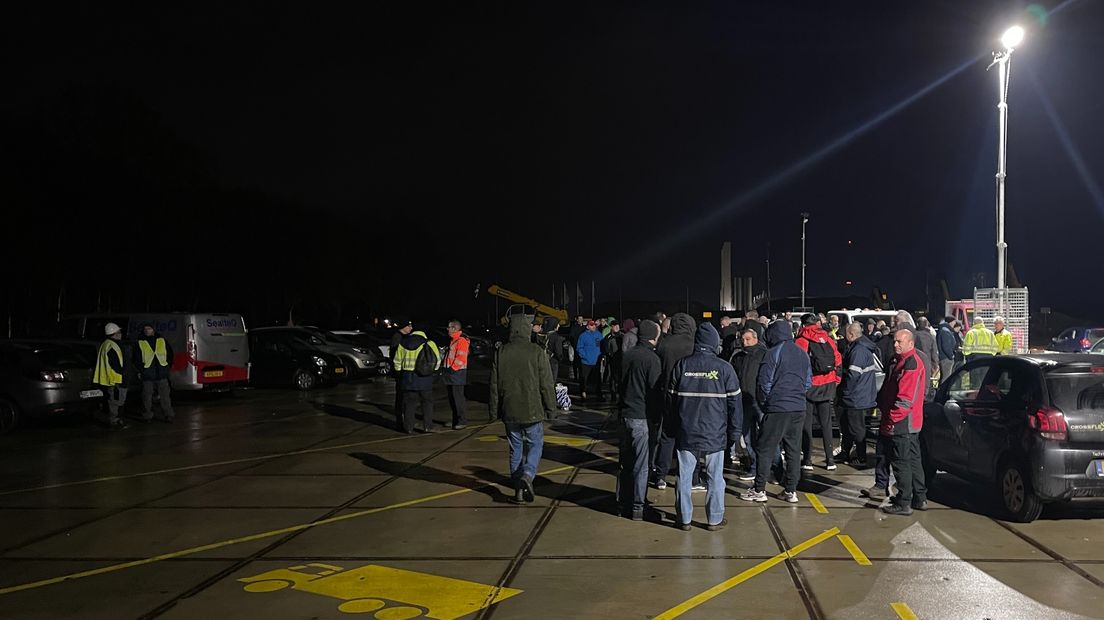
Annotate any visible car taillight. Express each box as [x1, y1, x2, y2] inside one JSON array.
[[1028, 406, 1068, 441], [39, 370, 68, 382]]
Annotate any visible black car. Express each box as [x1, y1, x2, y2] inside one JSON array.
[[921, 353, 1104, 522], [248, 331, 346, 390], [0, 340, 104, 433]]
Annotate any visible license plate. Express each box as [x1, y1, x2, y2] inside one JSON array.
[[80, 389, 103, 399], [334, 367, 346, 375], [204, 370, 224, 378], [1095, 460, 1104, 477]]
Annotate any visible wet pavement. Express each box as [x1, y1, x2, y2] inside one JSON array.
[[2, 366, 1103, 619]]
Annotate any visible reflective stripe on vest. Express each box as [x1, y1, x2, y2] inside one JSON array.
[[139, 338, 169, 368], [963, 327, 998, 356], [94, 340, 124, 386]]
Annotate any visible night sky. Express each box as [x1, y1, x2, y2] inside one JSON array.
[[5, 1, 1103, 328]]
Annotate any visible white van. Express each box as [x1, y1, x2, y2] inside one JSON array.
[[59, 313, 250, 391], [827, 309, 899, 329]]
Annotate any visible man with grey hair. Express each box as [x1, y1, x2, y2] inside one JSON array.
[[840, 322, 877, 465], [876, 311, 938, 401]]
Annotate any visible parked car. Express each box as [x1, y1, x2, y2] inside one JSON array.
[[921, 353, 1104, 522], [1047, 327, 1104, 353], [321, 330, 390, 375], [248, 331, 346, 390], [252, 327, 383, 378], [0, 340, 104, 433]]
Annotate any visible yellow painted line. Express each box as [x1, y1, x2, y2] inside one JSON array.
[[891, 602, 919, 620], [653, 527, 840, 620], [0, 424, 495, 496], [805, 493, 828, 513], [836, 535, 872, 566], [0, 462, 584, 596]]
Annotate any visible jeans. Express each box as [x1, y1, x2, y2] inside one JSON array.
[[755, 411, 803, 493], [841, 408, 870, 462], [739, 404, 763, 475], [802, 400, 834, 466], [676, 449, 726, 526], [939, 359, 955, 386], [402, 390, 434, 432], [446, 385, 467, 426], [506, 421, 544, 482], [141, 379, 174, 420], [617, 417, 650, 512], [883, 434, 926, 505]]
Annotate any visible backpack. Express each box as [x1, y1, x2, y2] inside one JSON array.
[[805, 338, 836, 375], [414, 341, 439, 377]]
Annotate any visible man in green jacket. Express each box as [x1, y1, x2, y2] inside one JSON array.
[[489, 314, 557, 504]]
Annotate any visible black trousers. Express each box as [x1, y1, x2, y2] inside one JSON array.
[[754, 411, 804, 493], [802, 400, 835, 466], [841, 407, 870, 462], [402, 389, 434, 433], [446, 385, 467, 426], [882, 434, 926, 505], [579, 364, 603, 398]]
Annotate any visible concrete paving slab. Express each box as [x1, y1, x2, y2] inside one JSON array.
[[529, 506, 782, 558], [3, 508, 326, 560], [351, 474, 570, 508], [0, 508, 114, 552], [1076, 562, 1104, 584], [800, 558, 1104, 619], [0, 474, 220, 509], [158, 559, 515, 620], [241, 451, 404, 476], [0, 559, 233, 620], [270, 507, 545, 559], [1005, 516, 1104, 561], [770, 508, 1048, 560], [502, 558, 807, 619], [148, 475, 386, 508]]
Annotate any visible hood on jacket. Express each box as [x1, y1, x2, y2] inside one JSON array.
[[541, 316, 560, 333], [669, 313, 696, 336], [508, 315, 533, 343], [765, 320, 795, 347], [851, 335, 877, 353], [401, 330, 429, 349], [694, 322, 721, 354], [798, 323, 831, 343], [622, 318, 635, 332]]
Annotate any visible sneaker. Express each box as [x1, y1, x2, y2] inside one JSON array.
[[691, 483, 707, 492], [740, 489, 768, 503], [706, 519, 728, 532], [453, 423, 468, 430], [801, 464, 814, 471], [631, 508, 644, 521], [860, 486, 887, 499], [832, 445, 842, 456], [780, 491, 799, 504], [826, 464, 837, 471], [521, 476, 536, 503], [653, 478, 668, 490], [911, 499, 929, 511], [510, 486, 526, 505], [882, 502, 914, 516], [737, 473, 755, 482], [677, 522, 692, 531]]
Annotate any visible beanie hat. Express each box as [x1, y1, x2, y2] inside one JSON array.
[[622, 318, 636, 332], [638, 320, 660, 342], [694, 322, 721, 353]]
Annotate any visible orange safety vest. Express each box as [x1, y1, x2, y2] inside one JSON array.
[[445, 333, 470, 371]]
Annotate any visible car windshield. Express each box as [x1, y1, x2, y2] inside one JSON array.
[[30, 345, 94, 369], [1047, 372, 1104, 412]]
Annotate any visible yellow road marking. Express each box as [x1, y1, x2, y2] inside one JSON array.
[[891, 602, 919, 620], [836, 535, 872, 566], [0, 424, 495, 497], [0, 462, 585, 596], [805, 493, 828, 513], [652, 527, 841, 620]]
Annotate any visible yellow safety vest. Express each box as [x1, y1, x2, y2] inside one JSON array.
[[995, 330, 1014, 355], [139, 338, 169, 368], [392, 332, 441, 372], [963, 326, 999, 356], [94, 339, 124, 386]]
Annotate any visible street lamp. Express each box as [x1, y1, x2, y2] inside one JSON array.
[[989, 25, 1024, 290], [800, 212, 809, 308]]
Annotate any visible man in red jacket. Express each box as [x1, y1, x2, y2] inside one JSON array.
[[877, 329, 928, 515], [795, 314, 842, 471]]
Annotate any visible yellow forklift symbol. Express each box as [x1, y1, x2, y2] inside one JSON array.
[[239, 563, 522, 618]]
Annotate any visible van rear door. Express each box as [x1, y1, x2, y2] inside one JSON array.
[[193, 314, 250, 386]]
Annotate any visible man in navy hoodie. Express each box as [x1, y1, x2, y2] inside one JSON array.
[[667, 323, 742, 531], [839, 322, 878, 465], [741, 320, 812, 503]]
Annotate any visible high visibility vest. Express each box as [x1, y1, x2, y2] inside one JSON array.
[[94, 339, 124, 386], [995, 330, 1014, 355], [392, 332, 441, 372], [963, 326, 999, 356], [139, 338, 169, 368]]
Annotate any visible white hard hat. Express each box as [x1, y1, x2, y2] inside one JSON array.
[[104, 322, 122, 336]]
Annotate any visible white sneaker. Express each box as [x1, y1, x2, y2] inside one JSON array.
[[780, 491, 799, 503], [801, 464, 814, 471], [826, 464, 837, 471], [691, 483, 707, 492], [832, 445, 842, 456], [740, 489, 768, 503], [737, 473, 755, 481], [653, 478, 668, 490]]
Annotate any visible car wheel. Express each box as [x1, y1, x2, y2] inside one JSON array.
[[0, 397, 20, 435], [294, 369, 317, 391], [996, 457, 1043, 523]]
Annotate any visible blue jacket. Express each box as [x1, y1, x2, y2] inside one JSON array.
[[666, 323, 743, 453], [841, 336, 879, 409], [757, 321, 812, 414], [576, 329, 604, 366], [937, 323, 957, 361]]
